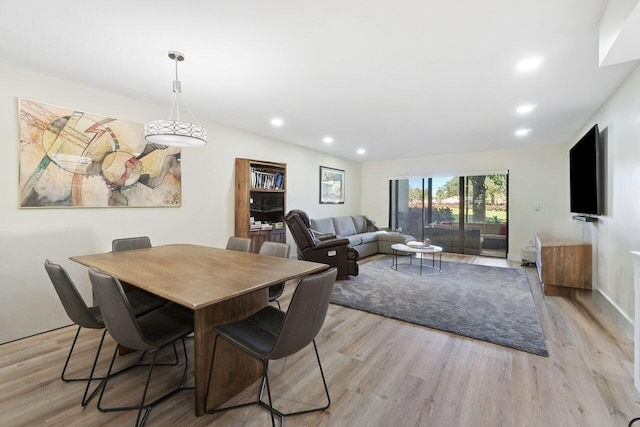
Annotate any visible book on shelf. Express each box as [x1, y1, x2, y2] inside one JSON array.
[[274, 172, 284, 189], [250, 167, 284, 190]]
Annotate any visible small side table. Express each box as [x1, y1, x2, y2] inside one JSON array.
[[391, 242, 443, 275]]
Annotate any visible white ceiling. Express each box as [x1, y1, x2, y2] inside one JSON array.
[[0, 0, 637, 162], [599, 0, 640, 66]]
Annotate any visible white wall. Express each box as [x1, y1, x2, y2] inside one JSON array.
[[361, 145, 586, 263], [577, 63, 640, 322], [0, 63, 360, 343]]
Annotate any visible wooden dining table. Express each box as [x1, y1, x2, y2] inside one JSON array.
[[70, 243, 328, 416]]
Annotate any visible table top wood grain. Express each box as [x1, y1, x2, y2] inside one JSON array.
[[71, 244, 328, 310]]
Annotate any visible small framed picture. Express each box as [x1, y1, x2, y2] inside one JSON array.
[[319, 166, 345, 204]]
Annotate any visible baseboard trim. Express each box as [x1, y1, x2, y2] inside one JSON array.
[[1, 323, 73, 346], [594, 288, 634, 340]]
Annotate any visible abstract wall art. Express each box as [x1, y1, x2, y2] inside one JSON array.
[[18, 99, 181, 208]]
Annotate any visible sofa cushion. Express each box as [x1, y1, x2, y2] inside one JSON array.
[[344, 234, 363, 246], [376, 231, 414, 243], [359, 232, 379, 244], [333, 216, 357, 237], [351, 215, 367, 233], [310, 217, 336, 235]]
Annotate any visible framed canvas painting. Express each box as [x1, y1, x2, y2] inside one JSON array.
[[18, 99, 182, 208], [319, 166, 345, 204]]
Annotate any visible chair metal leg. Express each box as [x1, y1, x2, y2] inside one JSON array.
[[136, 351, 158, 427], [257, 339, 331, 419], [61, 326, 113, 384], [261, 360, 278, 427], [176, 338, 191, 389], [60, 326, 83, 382], [97, 339, 192, 427], [59, 326, 112, 407], [207, 336, 330, 425], [97, 344, 122, 413], [81, 329, 108, 406], [136, 342, 179, 367], [312, 339, 332, 411], [60, 326, 164, 407]]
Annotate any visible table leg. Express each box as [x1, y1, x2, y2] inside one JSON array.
[[436, 252, 442, 272], [193, 289, 267, 416]]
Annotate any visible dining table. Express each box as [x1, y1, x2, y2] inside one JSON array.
[[70, 243, 328, 416]]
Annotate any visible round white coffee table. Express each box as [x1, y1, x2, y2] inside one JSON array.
[[391, 241, 443, 275]]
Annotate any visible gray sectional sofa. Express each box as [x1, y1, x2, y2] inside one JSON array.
[[309, 215, 415, 258]]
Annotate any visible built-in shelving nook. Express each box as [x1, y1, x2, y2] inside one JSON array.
[[235, 158, 287, 253]]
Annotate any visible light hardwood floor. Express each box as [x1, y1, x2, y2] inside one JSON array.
[[1, 254, 639, 426]]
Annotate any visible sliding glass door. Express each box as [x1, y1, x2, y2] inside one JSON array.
[[463, 174, 508, 257], [389, 178, 424, 240], [390, 173, 508, 258]]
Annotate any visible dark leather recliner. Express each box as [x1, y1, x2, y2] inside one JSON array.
[[284, 209, 359, 278]]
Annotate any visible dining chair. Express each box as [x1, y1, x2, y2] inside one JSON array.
[[89, 268, 194, 427], [112, 236, 169, 303], [258, 241, 291, 309], [112, 236, 152, 252], [44, 259, 165, 407], [205, 267, 337, 426], [225, 236, 252, 252]]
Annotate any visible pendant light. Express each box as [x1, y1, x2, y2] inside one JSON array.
[[144, 51, 207, 147]]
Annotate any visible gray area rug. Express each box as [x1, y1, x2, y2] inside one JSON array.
[[331, 256, 548, 356]]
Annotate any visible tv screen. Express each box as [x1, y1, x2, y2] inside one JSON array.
[[569, 124, 602, 216]]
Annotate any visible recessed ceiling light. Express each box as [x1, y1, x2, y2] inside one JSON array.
[[323, 136, 334, 144], [515, 128, 532, 137], [516, 56, 544, 72], [356, 148, 366, 155], [516, 104, 537, 114], [270, 118, 284, 127]]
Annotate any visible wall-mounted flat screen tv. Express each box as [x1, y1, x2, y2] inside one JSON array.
[[569, 124, 603, 216]]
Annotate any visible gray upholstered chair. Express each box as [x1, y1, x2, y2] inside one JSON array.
[[258, 241, 291, 309], [44, 259, 164, 407], [112, 236, 152, 252], [89, 268, 194, 427], [226, 236, 252, 252], [205, 267, 337, 426]]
